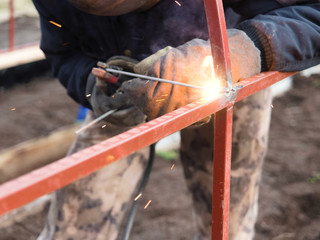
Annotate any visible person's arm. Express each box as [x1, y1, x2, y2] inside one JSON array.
[[33, 0, 99, 108], [236, 3, 320, 71]]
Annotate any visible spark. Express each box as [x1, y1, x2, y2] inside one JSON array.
[[155, 99, 165, 102], [171, 163, 175, 170], [134, 193, 142, 201], [175, 0, 181, 6], [270, 104, 274, 108], [86, 94, 91, 97], [144, 200, 152, 209], [102, 124, 106, 128], [11, 108, 16, 111], [49, 20, 62, 28]]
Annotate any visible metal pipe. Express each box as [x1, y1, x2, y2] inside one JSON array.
[[105, 68, 205, 90]]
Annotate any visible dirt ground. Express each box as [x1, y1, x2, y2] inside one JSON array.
[[1, 15, 320, 240], [0, 71, 319, 240]]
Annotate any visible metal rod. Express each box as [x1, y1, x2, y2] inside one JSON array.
[[212, 106, 233, 240], [9, 0, 15, 50], [75, 109, 117, 134], [105, 68, 205, 90], [204, 0, 233, 90]]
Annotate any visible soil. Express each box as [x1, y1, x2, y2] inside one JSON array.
[[0, 16, 320, 240]]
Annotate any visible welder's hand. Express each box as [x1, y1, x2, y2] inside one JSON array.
[[120, 39, 212, 120], [120, 29, 261, 120], [86, 57, 146, 126]]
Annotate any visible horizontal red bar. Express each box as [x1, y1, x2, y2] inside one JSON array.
[[0, 71, 295, 216]]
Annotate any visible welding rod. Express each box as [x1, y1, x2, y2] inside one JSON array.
[[75, 109, 117, 134], [105, 68, 205, 90]]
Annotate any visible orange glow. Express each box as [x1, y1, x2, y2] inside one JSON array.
[[200, 56, 223, 102], [49, 21, 62, 28], [106, 155, 115, 162]]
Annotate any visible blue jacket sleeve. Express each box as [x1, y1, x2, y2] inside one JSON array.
[[34, 1, 98, 108], [237, 3, 320, 72]]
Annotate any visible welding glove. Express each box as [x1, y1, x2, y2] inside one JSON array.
[[120, 29, 261, 120], [86, 56, 146, 126]]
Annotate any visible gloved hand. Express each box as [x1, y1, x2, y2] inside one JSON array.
[[86, 56, 146, 126], [120, 29, 261, 120]]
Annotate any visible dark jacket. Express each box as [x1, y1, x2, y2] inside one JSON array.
[[32, 0, 320, 108]]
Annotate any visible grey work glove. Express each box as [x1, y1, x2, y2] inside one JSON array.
[[86, 56, 146, 126], [120, 29, 261, 120]]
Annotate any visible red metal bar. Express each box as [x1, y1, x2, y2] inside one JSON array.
[[9, 0, 15, 50], [203, 0, 232, 89], [204, 1, 233, 239], [0, 71, 295, 216], [212, 106, 233, 240]]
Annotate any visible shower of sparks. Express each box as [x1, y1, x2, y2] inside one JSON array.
[[171, 163, 175, 170], [134, 193, 142, 201], [271, 104, 274, 108], [49, 21, 62, 28], [175, 0, 181, 6], [144, 200, 152, 209], [11, 108, 16, 111], [86, 94, 91, 97]]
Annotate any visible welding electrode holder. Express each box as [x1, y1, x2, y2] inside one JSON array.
[[91, 66, 120, 86]]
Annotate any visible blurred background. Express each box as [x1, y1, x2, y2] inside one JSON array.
[[0, 1, 319, 239]]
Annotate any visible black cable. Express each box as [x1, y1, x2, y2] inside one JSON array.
[[121, 143, 156, 240]]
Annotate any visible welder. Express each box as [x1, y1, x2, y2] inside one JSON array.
[[32, 0, 320, 239]]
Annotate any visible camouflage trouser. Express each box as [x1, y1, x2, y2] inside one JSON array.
[[37, 114, 150, 240], [181, 87, 272, 240], [38, 87, 272, 240]]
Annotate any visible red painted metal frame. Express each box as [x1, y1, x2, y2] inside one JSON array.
[[0, 71, 295, 217]]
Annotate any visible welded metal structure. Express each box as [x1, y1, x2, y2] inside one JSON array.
[[0, 1, 295, 239]]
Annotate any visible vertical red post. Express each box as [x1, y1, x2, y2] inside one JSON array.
[[203, 0, 233, 239], [203, 0, 232, 89], [9, 0, 15, 50], [212, 106, 233, 239]]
